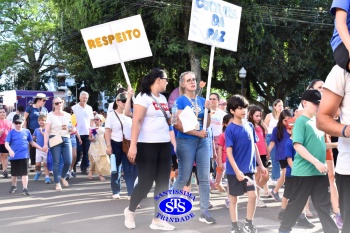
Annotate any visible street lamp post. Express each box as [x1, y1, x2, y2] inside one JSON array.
[[239, 67, 247, 96]]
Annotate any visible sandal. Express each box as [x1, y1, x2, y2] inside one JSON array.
[[99, 175, 105, 181], [88, 171, 93, 180], [61, 178, 69, 187], [56, 184, 62, 191]]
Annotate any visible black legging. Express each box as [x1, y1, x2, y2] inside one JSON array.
[[129, 142, 171, 216]]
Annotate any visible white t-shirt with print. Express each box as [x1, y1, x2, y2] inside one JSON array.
[[324, 65, 350, 175], [46, 112, 72, 137], [105, 111, 132, 141], [72, 103, 94, 135], [210, 109, 227, 137], [134, 93, 170, 143]]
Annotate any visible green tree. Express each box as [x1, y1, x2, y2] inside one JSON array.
[[53, 0, 334, 111], [0, 0, 60, 90]]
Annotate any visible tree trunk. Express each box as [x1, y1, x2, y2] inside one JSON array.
[[183, 0, 201, 82]]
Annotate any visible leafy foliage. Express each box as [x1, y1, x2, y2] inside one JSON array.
[[0, 0, 61, 89], [1, 0, 336, 111]]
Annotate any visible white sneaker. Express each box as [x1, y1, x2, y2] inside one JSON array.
[[124, 207, 135, 229], [256, 198, 267, 208], [269, 179, 277, 186], [112, 194, 120, 199], [150, 219, 175, 231]]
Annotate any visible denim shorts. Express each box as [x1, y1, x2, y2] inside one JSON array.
[[70, 135, 77, 148]]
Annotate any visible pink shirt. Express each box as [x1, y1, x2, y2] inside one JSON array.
[[218, 133, 227, 162], [0, 119, 12, 144], [255, 125, 267, 156]]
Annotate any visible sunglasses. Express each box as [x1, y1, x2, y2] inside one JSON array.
[[118, 99, 127, 103], [54, 102, 62, 105], [185, 78, 196, 83], [160, 77, 169, 81], [14, 122, 22, 125], [42, 99, 47, 102]]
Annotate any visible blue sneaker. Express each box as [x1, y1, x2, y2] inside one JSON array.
[[34, 171, 42, 181], [45, 177, 51, 184]]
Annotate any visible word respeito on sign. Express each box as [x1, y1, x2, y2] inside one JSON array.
[[81, 15, 152, 68]]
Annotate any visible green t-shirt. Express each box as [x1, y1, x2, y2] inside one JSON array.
[[291, 115, 326, 176]]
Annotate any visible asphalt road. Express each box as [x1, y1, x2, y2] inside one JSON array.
[[0, 172, 329, 233]]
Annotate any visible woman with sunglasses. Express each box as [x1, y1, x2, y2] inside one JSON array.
[[43, 97, 73, 191], [172, 71, 215, 224], [124, 68, 175, 231], [105, 92, 136, 199]]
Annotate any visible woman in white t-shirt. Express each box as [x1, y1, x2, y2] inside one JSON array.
[[43, 97, 73, 191], [105, 92, 136, 199], [264, 99, 283, 183], [124, 68, 175, 231]]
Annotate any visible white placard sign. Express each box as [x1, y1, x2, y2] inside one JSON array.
[[81, 15, 152, 68], [188, 0, 242, 52]]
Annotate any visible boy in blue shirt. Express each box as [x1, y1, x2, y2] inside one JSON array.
[[330, 1, 350, 72], [5, 114, 44, 196], [225, 95, 267, 233], [33, 115, 51, 184]]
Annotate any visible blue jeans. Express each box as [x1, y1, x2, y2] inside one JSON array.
[[79, 135, 90, 171], [110, 140, 137, 196], [50, 136, 72, 184], [173, 137, 211, 211], [266, 134, 280, 181]]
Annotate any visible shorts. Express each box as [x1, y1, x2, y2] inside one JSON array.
[[10, 159, 29, 176], [70, 135, 77, 148], [334, 42, 350, 72], [227, 173, 255, 196], [279, 160, 288, 169], [283, 176, 294, 199], [35, 149, 48, 163], [257, 155, 270, 168], [0, 144, 8, 153], [171, 154, 178, 171]]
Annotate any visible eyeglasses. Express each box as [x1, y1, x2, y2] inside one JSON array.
[[14, 122, 22, 125], [118, 99, 127, 103], [54, 102, 62, 105], [185, 78, 196, 83]]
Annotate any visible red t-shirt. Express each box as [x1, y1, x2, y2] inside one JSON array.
[[218, 132, 227, 163], [255, 125, 267, 156]]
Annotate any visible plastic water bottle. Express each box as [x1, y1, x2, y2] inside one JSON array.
[[171, 101, 178, 125], [110, 154, 117, 174]]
